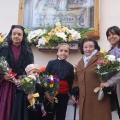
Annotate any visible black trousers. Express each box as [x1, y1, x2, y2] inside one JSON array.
[[28, 108, 45, 120], [45, 94, 69, 120]]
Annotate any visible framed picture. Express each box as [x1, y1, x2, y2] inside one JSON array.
[[18, 0, 100, 39]]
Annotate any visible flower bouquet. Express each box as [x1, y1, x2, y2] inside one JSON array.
[[36, 21, 81, 48], [39, 67, 59, 104], [20, 75, 37, 94], [94, 50, 120, 101], [0, 56, 9, 74], [0, 56, 17, 76], [96, 50, 120, 82], [0, 33, 7, 49], [20, 75, 39, 108]]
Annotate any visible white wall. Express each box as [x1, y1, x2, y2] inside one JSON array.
[[1, 1, 120, 119], [0, 0, 19, 33], [1, 0, 120, 67]]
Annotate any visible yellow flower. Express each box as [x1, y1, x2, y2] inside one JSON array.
[[62, 27, 70, 32], [68, 34, 72, 41], [0, 37, 4, 43], [50, 84, 53, 88], [111, 61, 114, 64], [104, 55, 109, 59], [25, 78, 30, 82], [44, 83, 47, 87], [100, 50, 106, 53]]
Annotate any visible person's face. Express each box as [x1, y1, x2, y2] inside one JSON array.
[[107, 31, 120, 47], [83, 41, 95, 56], [27, 69, 40, 80], [57, 46, 69, 60], [11, 28, 23, 46]]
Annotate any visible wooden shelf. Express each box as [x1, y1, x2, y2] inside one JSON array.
[[38, 48, 79, 52]]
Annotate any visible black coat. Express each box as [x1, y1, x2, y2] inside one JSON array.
[[0, 45, 34, 75], [10, 83, 46, 120]]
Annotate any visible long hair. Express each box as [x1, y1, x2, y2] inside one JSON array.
[[80, 37, 100, 54], [106, 26, 120, 48], [5, 25, 32, 52]]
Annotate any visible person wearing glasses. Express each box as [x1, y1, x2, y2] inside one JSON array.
[[72, 37, 112, 120]]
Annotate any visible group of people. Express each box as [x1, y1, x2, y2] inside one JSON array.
[[0, 24, 120, 120]]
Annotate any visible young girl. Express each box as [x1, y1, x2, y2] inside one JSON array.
[[45, 43, 74, 120], [0, 25, 34, 120], [10, 64, 46, 120]]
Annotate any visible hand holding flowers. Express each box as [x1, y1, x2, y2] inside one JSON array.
[[39, 67, 59, 104], [94, 50, 120, 101], [0, 56, 17, 83], [96, 50, 120, 82], [19, 75, 39, 108]]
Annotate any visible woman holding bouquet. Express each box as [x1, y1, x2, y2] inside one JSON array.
[[45, 43, 74, 120], [72, 38, 112, 120], [0, 25, 34, 120], [100, 26, 120, 118]]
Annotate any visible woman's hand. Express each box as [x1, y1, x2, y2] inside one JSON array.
[[72, 95, 78, 104], [100, 82, 110, 88], [41, 109, 47, 117], [4, 74, 15, 83]]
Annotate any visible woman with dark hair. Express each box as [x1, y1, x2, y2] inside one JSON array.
[[0, 25, 34, 120], [72, 37, 112, 120], [101, 26, 120, 118]]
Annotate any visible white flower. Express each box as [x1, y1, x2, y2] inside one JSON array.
[[117, 58, 120, 62], [69, 29, 81, 40], [27, 29, 46, 42], [56, 32, 67, 41], [28, 75, 36, 81], [55, 22, 61, 26], [36, 37, 46, 47], [107, 55, 115, 61], [97, 64, 101, 69]]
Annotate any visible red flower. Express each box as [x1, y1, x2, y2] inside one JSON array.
[[49, 80, 54, 84], [40, 67, 46, 73], [53, 75, 58, 78], [9, 68, 17, 76]]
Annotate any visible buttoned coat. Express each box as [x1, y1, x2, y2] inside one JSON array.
[[74, 52, 112, 120]]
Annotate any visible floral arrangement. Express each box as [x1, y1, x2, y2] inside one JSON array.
[[36, 21, 81, 48], [26, 28, 47, 46], [96, 50, 120, 82], [20, 75, 39, 108], [39, 67, 59, 93], [0, 33, 7, 49], [26, 21, 94, 48], [39, 67, 59, 106], [0, 56, 9, 74], [39, 67, 59, 94], [0, 56, 17, 76], [94, 50, 120, 101], [20, 75, 37, 94]]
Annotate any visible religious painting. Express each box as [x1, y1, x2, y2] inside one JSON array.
[[23, 0, 94, 29]]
